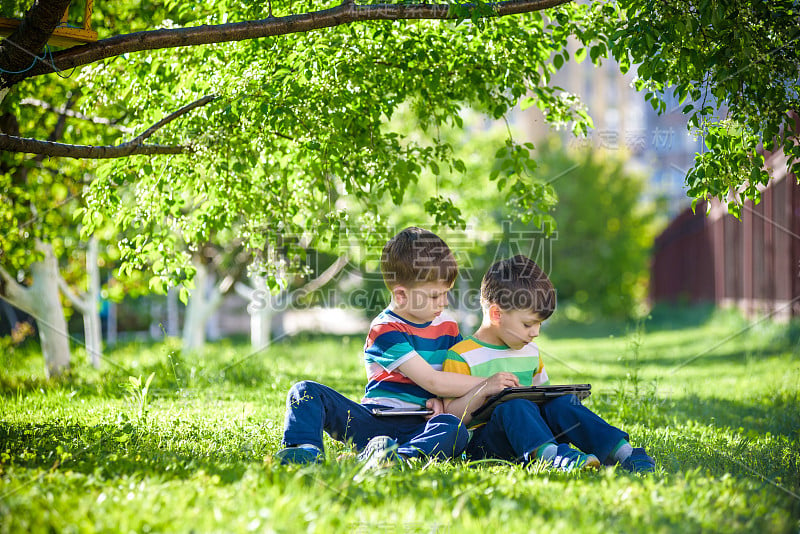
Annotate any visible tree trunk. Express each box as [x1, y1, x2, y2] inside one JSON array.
[[235, 256, 348, 351], [181, 257, 227, 351], [0, 300, 19, 329], [166, 287, 179, 337], [0, 0, 72, 89], [235, 276, 276, 351], [83, 237, 102, 368], [106, 298, 117, 346], [82, 311, 102, 367], [250, 276, 274, 351], [207, 305, 221, 341], [149, 297, 163, 338], [57, 237, 104, 368], [182, 258, 209, 350], [0, 242, 71, 377], [31, 253, 71, 378], [456, 276, 478, 335]]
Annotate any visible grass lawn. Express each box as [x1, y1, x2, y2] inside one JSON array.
[[1, 307, 798, 533]]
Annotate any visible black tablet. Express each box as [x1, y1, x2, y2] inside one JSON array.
[[470, 384, 591, 423], [371, 407, 434, 417]]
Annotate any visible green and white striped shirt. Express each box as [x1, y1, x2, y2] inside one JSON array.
[[442, 336, 549, 386]]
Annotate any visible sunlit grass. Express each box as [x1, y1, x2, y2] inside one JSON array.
[[1, 309, 798, 533]]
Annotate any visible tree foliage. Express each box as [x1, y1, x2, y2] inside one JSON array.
[[611, 0, 800, 216], [2, 0, 798, 291], [58, 0, 604, 290]]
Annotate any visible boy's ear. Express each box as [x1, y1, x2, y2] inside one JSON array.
[[392, 286, 408, 306], [488, 304, 502, 324]]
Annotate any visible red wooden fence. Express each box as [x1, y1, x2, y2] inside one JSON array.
[[651, 155, 800, 320]]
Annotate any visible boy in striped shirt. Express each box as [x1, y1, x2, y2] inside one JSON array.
[[276, 227, 517, 465], [443, 255, 656, 473]]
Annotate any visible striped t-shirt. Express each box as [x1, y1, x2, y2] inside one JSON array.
[[361, 309, 462, 408], [442, 336, 549, 387]]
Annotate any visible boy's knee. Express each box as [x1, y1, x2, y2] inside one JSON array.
[[494, 398, 534, 417], [286, 380, 322, 403], [428, 414, 469, 456], [544, 394, 580, 413], [428, 413, 461, 427], [431, 413, 468, 436]]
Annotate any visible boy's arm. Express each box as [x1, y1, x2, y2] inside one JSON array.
[[397, 355, 517, 398], [397, 355, 484, 397], [444, 373, 519, 425]]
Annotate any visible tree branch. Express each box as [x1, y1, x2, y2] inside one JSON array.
[[0, 135, 187, 158], [0, 264, 33, 314], [287, 254, 349, 306], [234, 280, 256, 300], [0, 94, 216, 158], [1, 0, 570, 88], [56, 273, 88, 314], [130, 94, 216, 144], [296, 255, 349, 295], [268, 130, 296, 142]]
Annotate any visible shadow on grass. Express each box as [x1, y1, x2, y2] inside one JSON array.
[[0, 333, 365, 399], [0, 421, 256, 484], [541, 304, 716, 340], [591, 383, 800, 439], [644, 303, 719, 332], [542, 303, 786, 340], [587, 386, 800, 483], [542, 317, 631, 339], [672, 393, 800, 440], [646, 347, 795, 374]]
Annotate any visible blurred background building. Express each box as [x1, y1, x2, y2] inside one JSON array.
[[518, 45, 702, 217]]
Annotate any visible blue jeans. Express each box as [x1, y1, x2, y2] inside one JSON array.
[[467, 395, 628, 464], [281, 381, 469, 460]]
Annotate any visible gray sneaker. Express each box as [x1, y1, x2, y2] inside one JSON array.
[[358, 435, 402, 469]]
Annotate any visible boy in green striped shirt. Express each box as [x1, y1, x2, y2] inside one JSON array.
[[443, 255, 656, 473]]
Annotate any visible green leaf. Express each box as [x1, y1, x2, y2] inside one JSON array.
[[520, 97, 537, 111]]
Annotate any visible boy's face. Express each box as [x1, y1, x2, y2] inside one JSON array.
[[392, 281, 452, 324], [491, 307, 545, 350]]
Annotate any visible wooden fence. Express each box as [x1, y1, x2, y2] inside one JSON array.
[[651, 154, 800, 320]]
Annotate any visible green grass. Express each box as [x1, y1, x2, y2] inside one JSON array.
[[1, 308, 798, 533]]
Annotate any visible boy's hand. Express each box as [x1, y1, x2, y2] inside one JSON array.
[[442, 372, 520, 424], [482, 372, 520, 396], [425, 397, 444, 419]]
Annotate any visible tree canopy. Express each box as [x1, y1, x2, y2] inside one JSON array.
[[1, 0, 798, 286], [2, 0, 797, 377], [2, 0, 606, 288]]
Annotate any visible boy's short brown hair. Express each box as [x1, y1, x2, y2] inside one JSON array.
[[481, 255, 556, 319], [381, 227, 458, 289]]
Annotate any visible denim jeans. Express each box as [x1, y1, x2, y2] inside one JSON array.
[[467, 395, 628, 464], [281, 380, 469, 459]]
